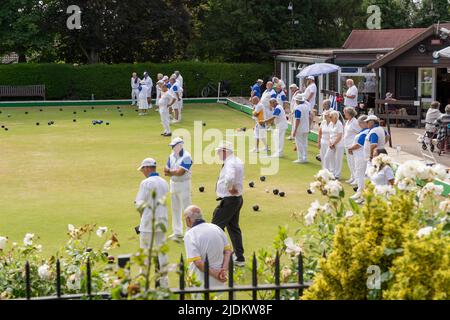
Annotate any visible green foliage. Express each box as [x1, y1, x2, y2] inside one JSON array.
[[384, 229, 450, 300], [0, 62, 272, 99]]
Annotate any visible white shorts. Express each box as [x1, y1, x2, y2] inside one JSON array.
[[254, 125, 267, 139]]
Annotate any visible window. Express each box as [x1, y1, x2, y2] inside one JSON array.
[[418, 68, 434, 99]]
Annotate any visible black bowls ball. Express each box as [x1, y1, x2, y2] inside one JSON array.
[[253, 205, 259, 212], [199, 186, 205, 192], [273, 189, 279, 195]]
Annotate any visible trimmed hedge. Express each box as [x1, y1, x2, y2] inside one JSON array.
[[0, 62, 273, 100]]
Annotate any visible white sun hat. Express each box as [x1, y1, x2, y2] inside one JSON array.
[[137, 158, 157, 171], [365, 115, 379, 122], [169, 137, 184, 148], [215, 141, 234, 152]]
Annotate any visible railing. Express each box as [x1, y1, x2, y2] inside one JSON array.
[[375, 99, 423, 128], [19, 252, 311, 300]]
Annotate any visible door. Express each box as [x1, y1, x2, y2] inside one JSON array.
[[418, 67, 436, 107], [396, 68, 417, 100]]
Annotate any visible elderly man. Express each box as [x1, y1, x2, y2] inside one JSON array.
[[184, 205, 233, 288], [213, 141, 245, 267], [164, 137, 193, 241], [250, 79, 263, 99], [291, 95, 310, 163], [304, 76, 317, 108], [260, 81, 277, 122], [135, 158, 169, 286], [260, 97, 288, 158], [344, 79, 358, 108], [131, 72, 140, 106], [251, 96, 268, 153], [364, 115, 386, 162], [169, 75, 183, 123], [158, 83, 176, 136]]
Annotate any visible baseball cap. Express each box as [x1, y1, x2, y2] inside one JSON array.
[[365, 115, 379, 122], [215, 141, 234, 152], [257, 79, 264, 83], [169, 137, 184, 148], [137, 158, 157, 171]]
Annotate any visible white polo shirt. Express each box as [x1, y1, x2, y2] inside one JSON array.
[[343, 117, 361, 148], [184, 222, 232, 288], [131, 77, 140, 89], [293, 102, 310, 134], [261, 88, 276, 119], [216, 154, 244, 198], [167, 149, 192, 183], [272, 104, 288, 130], [364, 125, 386, 161], [158, 92, 172, 111], [370, 166, 395, 186], [135, 173, 169, 233], [304, 83, 317, 106], [329, 121, 344, 147], [345, 85, 358, 107]]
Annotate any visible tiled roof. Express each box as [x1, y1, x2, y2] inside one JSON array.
[[343, 28, 427, 49]]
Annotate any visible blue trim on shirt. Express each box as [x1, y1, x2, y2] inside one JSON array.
[[148, 172, 159, 177], [180, 157, 193, 170], [294, 109, 301, 119], [273, 107, 281, 117], [369, 132, 379, 144]]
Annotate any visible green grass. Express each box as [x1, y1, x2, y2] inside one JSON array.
[[0, 103, 351, 286]]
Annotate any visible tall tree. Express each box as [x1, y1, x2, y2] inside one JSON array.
[[410, 0, 450, 27], [0, 0, 54, 62], [44, 0, 191, 64]]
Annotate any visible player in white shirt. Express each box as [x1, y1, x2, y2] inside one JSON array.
[[158, 83, 176, 136], [318, 111, 332, 169], [184, 205, 232, 289], [138, 80, 149, 116], [142, 71, 153, 108], [250, 96, 268, 153], [260, 98, 289, 158], [174, 71, 184, 110], [288, 84, 301, 140], [130, 72, 140, 106], [213, 141, 245, 266], [291, 95, 310, 163], [164, 137, 193, 241], [324, 111, 344, 179], [169, 75, 183, 123], [272, 77, 286, 90], [363, 115, 386, 162], [304, 76, 317, 109], [260, 81, 277, 121], [344, 79, 358, 108], [155, 73, 164, 109], [343, 107, 361, 185], [135, 158, 169, 287]]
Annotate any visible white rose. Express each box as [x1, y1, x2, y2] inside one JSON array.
[[67, 224, 75, 232], [417, 226, 435, 238], [23, 233, 34, 246], [374, 185, 396, 198], [315, 169, 335, 182], [284, 238, 302, 257], [103, 240, 113, 251], [66, 273, 81, 291], [345, 211, 354, 218], [0, 236, 7, 250], [432, 164, 449, 181], [38, 264, 51, 280], [96, 226, 108, 238], [36, 244, 43, 252], [324, 180, 343, 198]]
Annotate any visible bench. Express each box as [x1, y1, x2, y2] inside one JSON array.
[[0, 85, 46, 100]]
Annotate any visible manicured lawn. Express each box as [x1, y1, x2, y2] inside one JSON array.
[[0, 103, 351, 288]]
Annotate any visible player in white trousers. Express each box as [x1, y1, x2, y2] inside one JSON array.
[[164, 137, 193, 241], [324, 111, 344, 179], [155, 74, 164, 110], [317, 111, 332, 169], [158, 84, 176, 137], [135, 158, 169, 287], [169, 75, 183, 123], [260, 98, 288, 157], [347, 115, 369, 203], [251, 96, 268, 153], [131, 72, 140, 106], [343, 107, 360, 185], [143, 71, 153, 108], [138, 80, 149, 116], [291, 95, 310, 163]]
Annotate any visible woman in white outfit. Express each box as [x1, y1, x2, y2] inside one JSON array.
[[324, 111, 344, 179], [317, 111, 331, 168], [155, 73, 163, 109], [131, 72, 140, 106], [138, 80, 149, 115], [343, 107, 360, 185], [368, 149, 395, 187]]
